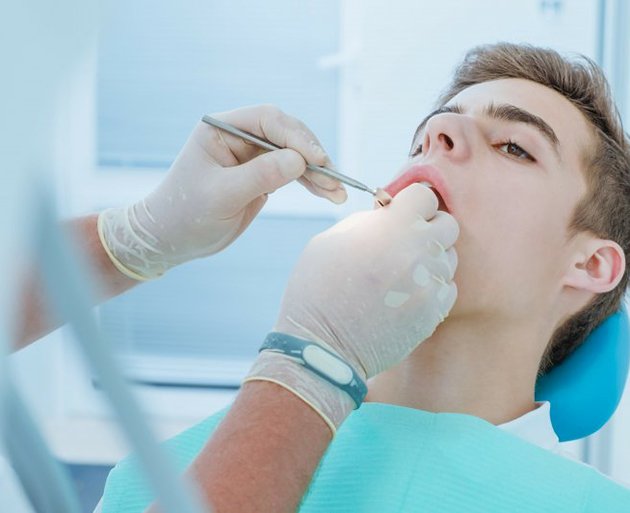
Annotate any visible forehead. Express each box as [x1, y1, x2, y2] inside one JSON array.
[[449, 78, 594, 167]]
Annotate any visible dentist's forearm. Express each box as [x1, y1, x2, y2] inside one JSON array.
[[192, 381, 331, 513], [14, 214, 138, 349], [148, 381, 333, 513]]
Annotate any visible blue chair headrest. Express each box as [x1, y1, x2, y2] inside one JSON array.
[[535, 307, 630, 442]]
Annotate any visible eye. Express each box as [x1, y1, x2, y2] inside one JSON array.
[[409, 142, 423, 158], [497, 140, 535, 162]]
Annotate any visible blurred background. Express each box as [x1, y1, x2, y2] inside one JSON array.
[[8, 0, 630, 510]]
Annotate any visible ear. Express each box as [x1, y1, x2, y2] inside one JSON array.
[[563, 239, 626, 293]]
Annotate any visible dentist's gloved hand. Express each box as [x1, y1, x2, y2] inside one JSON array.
[[245, 184, 459, 433], [98, 105, 346, 280]]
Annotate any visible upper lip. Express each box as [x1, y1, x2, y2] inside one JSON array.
[[383, 163, 453, 213]]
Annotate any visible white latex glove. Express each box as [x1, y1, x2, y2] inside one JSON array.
[[245, 184, 459, 433], [98, 105, 346, 280]]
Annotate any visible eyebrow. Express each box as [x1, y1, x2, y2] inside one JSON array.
[[410, 102, 561, 158]]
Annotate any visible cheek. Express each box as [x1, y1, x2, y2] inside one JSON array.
[[449, 195, 567, 314], [461, 185, 563, 250], [478, 202, 563, 273]]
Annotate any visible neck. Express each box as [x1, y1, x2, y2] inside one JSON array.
[[366, 314, 547, 425]]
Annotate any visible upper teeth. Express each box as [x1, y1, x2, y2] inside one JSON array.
[[420, 181, 433, 187]]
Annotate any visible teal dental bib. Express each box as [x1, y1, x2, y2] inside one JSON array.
[[101, 402, 629, 513]]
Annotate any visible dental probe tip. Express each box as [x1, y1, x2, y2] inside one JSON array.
[[375, 187, 392, 207]]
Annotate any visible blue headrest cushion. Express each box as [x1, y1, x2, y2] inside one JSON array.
[[535, 307, 630, 442]]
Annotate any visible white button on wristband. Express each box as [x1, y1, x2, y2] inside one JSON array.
[[260, 332, 368, 408]]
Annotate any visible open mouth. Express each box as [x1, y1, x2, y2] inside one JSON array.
[[383, 164, 452, 215]]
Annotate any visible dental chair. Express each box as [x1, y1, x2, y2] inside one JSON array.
[[535, 307, 630, 442]]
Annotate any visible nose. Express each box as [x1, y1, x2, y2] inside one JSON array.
[[421, 113, 472, 162]]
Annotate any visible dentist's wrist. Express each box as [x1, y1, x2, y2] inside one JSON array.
[[243, 350, 356, 436], [97, 202, 172, 281]]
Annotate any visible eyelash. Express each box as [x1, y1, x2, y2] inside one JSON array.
[[409, 139, 536, 162], [497, 140, 536, 162]]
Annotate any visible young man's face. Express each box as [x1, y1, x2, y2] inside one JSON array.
[[386, 78, 595, 323]]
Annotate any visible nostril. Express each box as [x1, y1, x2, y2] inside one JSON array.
[[439, 133, 454, 150]]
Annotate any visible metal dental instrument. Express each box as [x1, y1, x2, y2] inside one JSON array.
[[201, 115, 392, 206]]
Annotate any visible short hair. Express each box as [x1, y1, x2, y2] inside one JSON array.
[[434, 42, 630, 374]]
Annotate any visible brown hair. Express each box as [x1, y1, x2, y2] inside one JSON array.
[[434, 42, 630, 374]]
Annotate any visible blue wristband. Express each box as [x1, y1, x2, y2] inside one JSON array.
[[260, 332, 368, 408]]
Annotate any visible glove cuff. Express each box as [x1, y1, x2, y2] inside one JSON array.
[[244, 350, 356, 436], [97, 204, 168, 281]]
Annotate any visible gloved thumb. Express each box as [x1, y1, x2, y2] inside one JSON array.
[[387, 183, 439, 222], [229, 148, 306, 205]]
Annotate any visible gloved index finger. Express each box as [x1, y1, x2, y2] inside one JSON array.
[[216, 105, 345, 201], [218, 105, 333, 169]]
